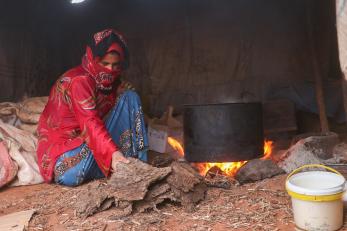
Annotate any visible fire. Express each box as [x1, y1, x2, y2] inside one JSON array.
[[194, 161, 248, 177], [262, 140, 274, 160], [167, 137, 185, 157], [167, 137, 274, 177]]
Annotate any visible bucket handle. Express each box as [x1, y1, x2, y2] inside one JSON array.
[[286, 164, 343, 182]]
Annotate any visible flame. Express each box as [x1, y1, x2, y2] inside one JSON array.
[[194, 161, 248, 177], [262, 140, 274, 160], [168, 137, 185, 157], [167, 137, 274, 177]]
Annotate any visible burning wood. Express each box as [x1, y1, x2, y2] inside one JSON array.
[[167, 137, 274, 177], [195, 161, 247, 177]]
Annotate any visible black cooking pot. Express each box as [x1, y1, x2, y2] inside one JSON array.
[[184, 102, 264, 162]]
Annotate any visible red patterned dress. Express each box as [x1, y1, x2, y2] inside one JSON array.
[[37, 66, 119, 182]]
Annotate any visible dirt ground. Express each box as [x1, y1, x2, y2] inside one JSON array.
[[1, 174, 347, 231]]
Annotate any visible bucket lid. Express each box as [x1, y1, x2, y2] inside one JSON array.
[[286, 171, 346, 196]]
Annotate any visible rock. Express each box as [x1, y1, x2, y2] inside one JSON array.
[[278, 133, 341, 173], [278, 140, 324, 173], [332, 143, 347, 163], [235, 159, 284, 184], [291, 132, 339, 159]]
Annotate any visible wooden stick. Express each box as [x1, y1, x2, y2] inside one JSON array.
[[306, 2, 330, 133]]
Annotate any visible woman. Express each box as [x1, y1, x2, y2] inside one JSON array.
[[37, 29, 148, 186]]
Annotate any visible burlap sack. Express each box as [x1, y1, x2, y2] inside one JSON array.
[[0, 102, 19, 125], [17, 110, 41, 124], [21, 97, 48, 114], [0, 120, 43, 186], [18, 123, 38, 136], [0, 141, 18, 188], [0, 102, 18, 116], [17, 97, 48, 124]]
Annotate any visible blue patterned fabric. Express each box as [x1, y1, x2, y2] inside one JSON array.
[[54, 90, 148, 186]]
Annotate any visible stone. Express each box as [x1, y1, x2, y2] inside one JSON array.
[[278, 140, 323, 173], [332, 143, 347, 163], [291, 132, 339, 159], [235, 159, 284, 184]]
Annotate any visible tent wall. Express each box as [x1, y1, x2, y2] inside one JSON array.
[[0, 0, 341, 116]]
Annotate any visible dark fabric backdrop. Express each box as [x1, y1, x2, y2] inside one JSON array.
[[0, 0, 341, 116]]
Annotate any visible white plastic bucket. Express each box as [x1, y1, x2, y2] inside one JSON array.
[[286, 164, 346, 231]]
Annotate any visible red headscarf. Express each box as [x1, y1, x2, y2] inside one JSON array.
[[82, 29, 129, 91]]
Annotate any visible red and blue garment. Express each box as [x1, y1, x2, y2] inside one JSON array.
[[37, 29, 148, 183]]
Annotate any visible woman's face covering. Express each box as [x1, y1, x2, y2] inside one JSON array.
[[98, 52, 122, 71]]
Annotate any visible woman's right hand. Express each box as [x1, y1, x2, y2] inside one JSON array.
[[111, 151, 129, 172], [116, 81, 135, 96]]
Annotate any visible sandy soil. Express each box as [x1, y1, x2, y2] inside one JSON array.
[[0, 174, 346, 231]]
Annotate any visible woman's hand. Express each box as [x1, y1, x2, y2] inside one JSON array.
[[111, 151, 129, 172], [116, 81, 135, 96]]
